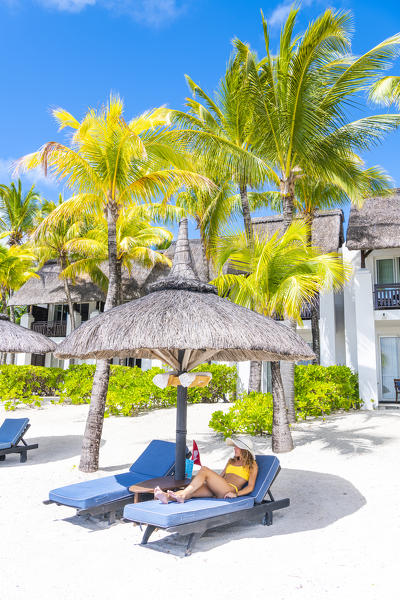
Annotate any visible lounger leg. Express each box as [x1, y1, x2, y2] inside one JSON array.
[[141, 525, 157, 545], [0, 455, 5, 461], [20, 451, 27, 463], [263, 511, 273, 526], [107, 511, 116, 526], [185, 532, 203, 557]]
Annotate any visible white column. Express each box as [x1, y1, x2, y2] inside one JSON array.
[[237, 361, 250, 394], [354, 268, 378, 409], [16, 313, 34, 365], [343, 246, 360, 372], [319, 290, 336, 366]]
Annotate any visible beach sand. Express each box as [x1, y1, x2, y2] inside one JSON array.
[[0, 402, 398, 600]]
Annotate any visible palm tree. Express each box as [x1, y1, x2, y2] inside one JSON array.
[[31, 195, 88, 332], [17, 95, 211, 472], [237, 8, 400, 228], [211, 220, 351, 452], [172, 61, 276, 244], [231, 7, 400, 408], [0, 180, 41, 246], [61, 205, 174, 304], [0, 244, 38, 363]]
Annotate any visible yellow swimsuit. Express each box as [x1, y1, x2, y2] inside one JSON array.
[[225, 462, 250, 494]]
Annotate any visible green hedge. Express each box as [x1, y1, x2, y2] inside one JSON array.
[[294, 365, 361, 419], [0, 365, 64, 410], [0, 363, 237, 415], [209, 365, 361, 437], [209, 392, 273, 437]]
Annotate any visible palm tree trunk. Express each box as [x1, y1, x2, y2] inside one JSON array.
[[200, 231, 210, 282], [239, 184, 254, 244], [271, 361, 294, 453], [304, 209, 320, 364], [281, 177, 295, 231], [60, 258, 76, 367], [9, 303, 15, 364], [79, 200, 119, 472], [248, 361, 262, 392], [280, 175, 297, 421], [240, 184, 262, 391]]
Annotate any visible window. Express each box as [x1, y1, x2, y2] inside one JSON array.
[[377, 259, 395, 284], [380, 337, 400, 400], [54, 304, 68, 322]]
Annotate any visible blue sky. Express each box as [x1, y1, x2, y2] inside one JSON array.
[[1, 0, 400, 234]]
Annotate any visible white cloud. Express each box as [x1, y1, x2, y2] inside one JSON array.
[[34, 0, 186, 25], [268, 1, 319, 28], [0, 157, 58, 191], [38, 0, 96, 11]]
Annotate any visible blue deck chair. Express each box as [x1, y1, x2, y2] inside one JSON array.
[[0, 418, 38, 463], [123, 455, 289, 555], [46, 439, 178, 523]]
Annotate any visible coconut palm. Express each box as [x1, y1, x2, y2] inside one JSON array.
[[17, 95, 211, 472], [61, 205, 174, 304], [0, 180, 41, 246], [236, 8, 400, 228], [211, 220, 351, 452], [272, 167, 392, 363], [171, 59, 276, 244], [0, 244, 38, 363]]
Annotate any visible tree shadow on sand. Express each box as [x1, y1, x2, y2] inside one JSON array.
[[143, 467, 366, 556], [0, 435, 105, 466]]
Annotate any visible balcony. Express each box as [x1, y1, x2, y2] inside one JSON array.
[[31, 320, 67, 337], [374, 284, 400, 310]]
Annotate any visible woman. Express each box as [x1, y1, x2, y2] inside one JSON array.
[[154, 436, 258, 504]]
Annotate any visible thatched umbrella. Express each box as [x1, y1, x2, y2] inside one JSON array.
[[55, 219, 314, 478], [0, 313, 56, 354]]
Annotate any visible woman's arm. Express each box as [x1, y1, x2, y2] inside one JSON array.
[[236, 462, 259, 497]]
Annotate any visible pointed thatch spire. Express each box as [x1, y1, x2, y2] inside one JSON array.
[[146, 218, 217, 295], [169, 218, 197, 280]]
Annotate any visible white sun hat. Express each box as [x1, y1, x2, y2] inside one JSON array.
[[226, 435, 255, 459]]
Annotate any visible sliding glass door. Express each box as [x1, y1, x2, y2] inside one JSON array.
[[380, 337, 400, 400]]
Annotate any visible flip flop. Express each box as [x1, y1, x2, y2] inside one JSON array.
[[154, 486, 169, 504], [167, 489, 185, 503]]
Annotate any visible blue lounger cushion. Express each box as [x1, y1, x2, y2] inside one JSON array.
[[123, 497, 254, 528], [0, 418, 29, 450], [249, 455, 280, 504], [49, 439, 176, 510], [123, 455, 281, 528]]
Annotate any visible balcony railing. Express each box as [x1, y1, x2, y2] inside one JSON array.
[[31, 320, 67, 337], [374, 284, 400, 310]]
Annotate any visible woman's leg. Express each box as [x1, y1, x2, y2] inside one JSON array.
[[172, 466, 232, 501]]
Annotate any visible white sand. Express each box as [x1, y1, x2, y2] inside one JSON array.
[[0, 402, 398, 600]]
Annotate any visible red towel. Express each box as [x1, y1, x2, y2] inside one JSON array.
[[192, 440, 201, 466]]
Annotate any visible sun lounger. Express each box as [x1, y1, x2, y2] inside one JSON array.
[[123, 455, 289, 555], [46, 439, 177, 523], [0, 418, 38, 463]]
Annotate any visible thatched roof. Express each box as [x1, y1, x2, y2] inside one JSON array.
[[346, 190, 400, 250], [253, 210, 344, 252], [8, 260, 105, 307], [8, 240, 215, 307], [55, 219, 315, 366], [0, 314, 56, 353]]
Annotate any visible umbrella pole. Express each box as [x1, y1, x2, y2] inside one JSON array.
[[175, 383, 187, 480]]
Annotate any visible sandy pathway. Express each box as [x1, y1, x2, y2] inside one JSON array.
[[0, 403, 398, 600]]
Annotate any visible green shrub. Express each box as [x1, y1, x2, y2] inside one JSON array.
[[209, 392, 273, 438], [0, 365, 64, 410], [294, 365, 361, 419], [209, 365, 361, 437], [0, 362, 237, 415]]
